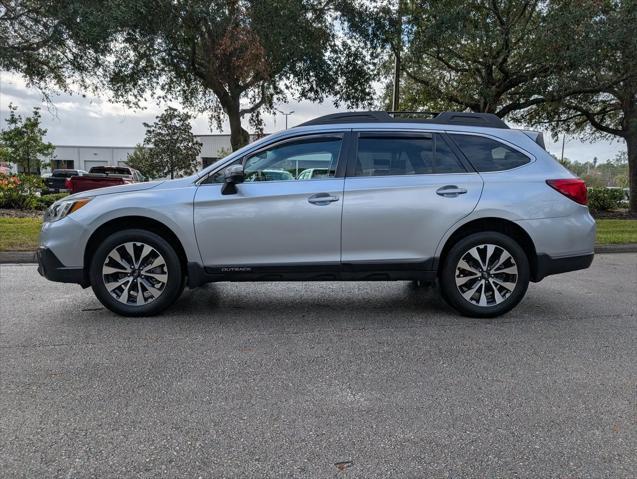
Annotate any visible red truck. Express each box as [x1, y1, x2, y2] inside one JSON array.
[[65, 166, 145, 194]]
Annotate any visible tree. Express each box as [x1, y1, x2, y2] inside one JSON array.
[[0, 1, 116, 93], [346, 0, 568, 116], [125, 145, 158, 179], [347, 1, 622, 116], [130, 107, 202, 179], [94, 0, 374, 150], [522, 0, 637, 213], [0, 103, 54, 174], [4, 1, 375, 151]]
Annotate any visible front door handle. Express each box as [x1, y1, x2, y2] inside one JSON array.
[[308, 193, 340, 205], [436, 185, 468, 197]]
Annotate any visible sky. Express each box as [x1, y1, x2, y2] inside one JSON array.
[[0, 71, 626, 163]]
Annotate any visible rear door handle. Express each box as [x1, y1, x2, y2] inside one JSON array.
[[308, 193, 340, 205], [436, 185, 468, 197]]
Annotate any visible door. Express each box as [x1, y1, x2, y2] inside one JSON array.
[[194, 133, 347, 267], [341, 131, 483, 264]]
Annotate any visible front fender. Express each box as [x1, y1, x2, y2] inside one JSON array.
[[72, 185, 201, 266]]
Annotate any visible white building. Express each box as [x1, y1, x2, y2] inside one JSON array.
[[43, 134, 255, 173]]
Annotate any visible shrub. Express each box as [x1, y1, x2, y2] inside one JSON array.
[[588, 188, 625, 211], [0, 173, 44, 209], [36, 192, 69, 209]]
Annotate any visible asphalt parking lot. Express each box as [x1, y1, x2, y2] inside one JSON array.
[[1, 253, 635, 478]]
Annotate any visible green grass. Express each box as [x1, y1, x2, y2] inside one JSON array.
[[0, 217, 42, 251], [0, 217, 636, 252], [595, 219, 637, 245]]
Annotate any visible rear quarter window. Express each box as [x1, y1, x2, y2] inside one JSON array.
[[450, 134, 531, 172]]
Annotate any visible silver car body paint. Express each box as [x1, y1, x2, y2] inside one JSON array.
[[39, 120, 596, 273]]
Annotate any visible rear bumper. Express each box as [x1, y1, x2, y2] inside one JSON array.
[[532, 253, 594, 282], [37, 247, 88, 287]]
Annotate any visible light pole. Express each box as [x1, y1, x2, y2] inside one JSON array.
[[276, 109, 294, 129]]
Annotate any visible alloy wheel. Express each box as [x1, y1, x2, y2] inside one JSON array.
[[101, 242, 168, 306], [454, 243, 518, 307]]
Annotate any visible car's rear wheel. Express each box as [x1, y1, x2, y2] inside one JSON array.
[[440, 232, 529, 318], [90, 229, 184, 316]]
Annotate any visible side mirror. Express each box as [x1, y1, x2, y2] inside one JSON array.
[[221, 164, 245, 195]]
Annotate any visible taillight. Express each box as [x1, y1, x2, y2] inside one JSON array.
[[65, 178, 72, 189], [546, 178, 588, 205]]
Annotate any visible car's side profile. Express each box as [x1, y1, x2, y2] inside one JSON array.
[[37, 111, 595, 318]]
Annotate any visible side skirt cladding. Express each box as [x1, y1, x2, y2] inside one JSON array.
[[186, 260, 437, 287]]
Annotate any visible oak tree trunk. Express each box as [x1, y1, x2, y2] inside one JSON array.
[[226, 101, 250, 151], [627, 128, 637, 214]]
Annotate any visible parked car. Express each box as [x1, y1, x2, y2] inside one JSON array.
[[43, 169, 88, 193], [37, 111, 595, 317], [245, 169, 294, 182], [65, 166, 144, 194], [297, 168, 330, 180]]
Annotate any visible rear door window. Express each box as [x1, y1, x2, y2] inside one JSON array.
[[450, 134, 531, 172], [353, 133, 466, 177]]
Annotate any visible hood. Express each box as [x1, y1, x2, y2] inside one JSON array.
[[67, 181, 165, 200]]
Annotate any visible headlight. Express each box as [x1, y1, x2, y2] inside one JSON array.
[[44, 198, 92, 222]]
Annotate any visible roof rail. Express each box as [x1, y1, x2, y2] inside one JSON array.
[[296, 111, 509, 129]]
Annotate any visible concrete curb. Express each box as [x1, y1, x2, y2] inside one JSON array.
[[2, 244, 637, 264], [0, 251, 37, 264], [593, 244, 637, 254]]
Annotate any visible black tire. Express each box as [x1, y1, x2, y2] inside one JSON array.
[[90, 229, 184, 317], [439, 232, 530, 318]]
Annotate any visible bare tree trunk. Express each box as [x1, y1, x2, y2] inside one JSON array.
[[627, 128, 637, 214], [226, 100, 250, 151]]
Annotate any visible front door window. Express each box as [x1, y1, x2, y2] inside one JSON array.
[[243, 137, 342, 182]]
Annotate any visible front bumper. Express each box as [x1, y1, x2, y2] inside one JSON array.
[[37, 247, 88, 287]]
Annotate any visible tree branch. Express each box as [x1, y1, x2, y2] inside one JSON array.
[[563, 103, 625, 137], [495, 96, 548, 117], [403, 67, 480, 111], [239, 83, 267, 115]]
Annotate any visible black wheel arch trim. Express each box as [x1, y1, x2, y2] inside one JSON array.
[[37, 247, 90, 288]]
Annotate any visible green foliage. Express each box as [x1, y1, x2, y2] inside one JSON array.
[[0, 104, 55, 174], [127, 108, 202, 179], [125, 145, 158, 179], [0, 1, 117, 93], [346, 0, 571, 115], [51, 0, 375, 150], [36, 192, 69, 209], [0, 173, 45, 209], [520, 1, 637, 139], [588, 188, 625, 212]]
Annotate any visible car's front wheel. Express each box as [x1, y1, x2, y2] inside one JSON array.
[[90, 229, 184, 316], [439, 232, 530, 318]]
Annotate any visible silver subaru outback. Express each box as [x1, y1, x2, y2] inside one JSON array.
[[37, 111, 595, 318]]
